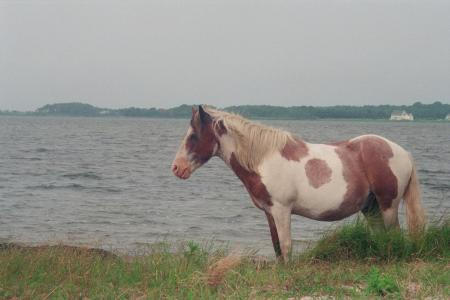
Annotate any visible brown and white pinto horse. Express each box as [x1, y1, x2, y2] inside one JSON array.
[[172, 106, 426, 260]]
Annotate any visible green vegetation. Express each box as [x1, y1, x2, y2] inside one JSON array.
[[1, 101, 449, 120], [35, 103, 103, 117], [1, 220, 448, 299], [227, 101, 450, 120], [306, 219, 449, 261], [365, 267, 400, 296]]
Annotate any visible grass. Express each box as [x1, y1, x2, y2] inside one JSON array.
[[304, 218, 450, 262], [0, 220, 448, 299]]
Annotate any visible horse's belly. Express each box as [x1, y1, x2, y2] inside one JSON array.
[[260, 144, 365, 221], [291, 185, 358, 221], [291, 194, 362, 221]]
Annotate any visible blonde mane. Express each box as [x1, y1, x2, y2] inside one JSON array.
[[207, 108, 292, 172]]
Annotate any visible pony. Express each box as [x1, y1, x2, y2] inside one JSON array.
[[171, 106, 426, 260]]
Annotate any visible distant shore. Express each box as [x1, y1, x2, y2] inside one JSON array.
[[2, 114, 449, 123], [1, 101, 449, 120]]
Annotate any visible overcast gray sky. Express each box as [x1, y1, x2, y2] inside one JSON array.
[[1, 0, 449, 111]]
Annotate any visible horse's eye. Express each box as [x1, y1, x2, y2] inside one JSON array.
[[189, 134, 198, 141]]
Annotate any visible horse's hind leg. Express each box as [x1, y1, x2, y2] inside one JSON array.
[[380, 197, 401, 230], [361, 192, 384, 231], [362, 192, 400, 230]]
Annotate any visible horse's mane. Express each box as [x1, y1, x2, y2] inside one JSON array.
[[207, 108, 292, 172]]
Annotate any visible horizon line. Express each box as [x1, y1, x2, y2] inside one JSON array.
[[1, 100, 449, 112]]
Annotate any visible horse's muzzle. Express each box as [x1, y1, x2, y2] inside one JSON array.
[[171, 157, 191, 179]]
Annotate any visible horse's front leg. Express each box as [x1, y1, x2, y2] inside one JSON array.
[[265, 204, 292, 262]]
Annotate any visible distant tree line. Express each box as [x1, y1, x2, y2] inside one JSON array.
[[1, 101, 449, 120], [226, 101, 450, 120]]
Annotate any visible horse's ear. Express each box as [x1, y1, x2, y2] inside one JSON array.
[[192, 106, 197, 116], [198, 105, 212, 125]]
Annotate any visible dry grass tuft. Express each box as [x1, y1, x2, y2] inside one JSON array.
[[206, 253, 242, 287]]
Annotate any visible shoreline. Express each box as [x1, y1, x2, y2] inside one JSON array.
[[1, 114, 450, 122]]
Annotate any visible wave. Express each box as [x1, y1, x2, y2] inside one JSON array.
[[62, 172, 102, 180], [28, 183, 84, 190], [27, 183, 122, 193], [419, 169, 449, 175]]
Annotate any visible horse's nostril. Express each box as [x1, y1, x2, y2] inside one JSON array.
[[172, 165, 178, 172]]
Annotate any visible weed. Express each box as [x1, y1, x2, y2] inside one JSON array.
[[365, 266, 399, 296]]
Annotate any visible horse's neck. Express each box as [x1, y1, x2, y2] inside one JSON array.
[[215, 119, 291, 173], [216, 133, 238, 167], [216, 130, 263, 175]]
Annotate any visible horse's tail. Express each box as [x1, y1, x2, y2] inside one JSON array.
[[403, 156, 426, 233]]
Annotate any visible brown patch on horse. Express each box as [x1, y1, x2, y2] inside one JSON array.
[[265, 211, 281, 257], [305, 158, 332, 189], [281, 137, 308, 162], [185, 111, 217, 164], [358, 136, 398, 210], [230, 153, 272, 209], [316, 141, 370, 221]]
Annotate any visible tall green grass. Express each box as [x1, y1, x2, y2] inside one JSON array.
[[304, 218, 449, 261]]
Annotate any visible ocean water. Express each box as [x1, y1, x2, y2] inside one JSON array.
[[0, 116, 448, 254]]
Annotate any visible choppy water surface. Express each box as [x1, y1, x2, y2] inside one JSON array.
[[0, 117, 448, 254]]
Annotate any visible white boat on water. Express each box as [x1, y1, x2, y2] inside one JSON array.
[[390, 110, 414, 121]]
